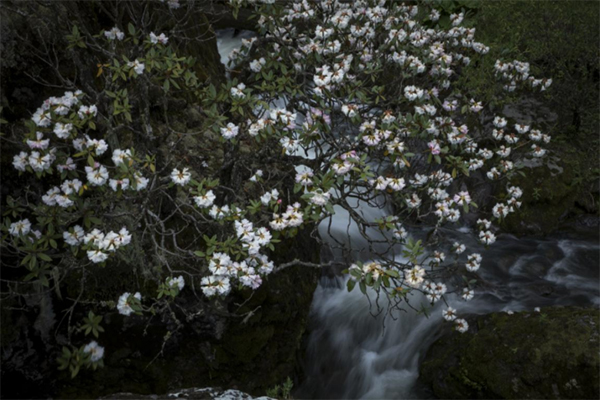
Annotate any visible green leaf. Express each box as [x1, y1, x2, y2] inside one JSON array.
[[385, 269, 399, 278], [359, 280, 367, 295], [39, 275, 50, 287], [38, 253, 52, 262], [347, 279, 356, 292]]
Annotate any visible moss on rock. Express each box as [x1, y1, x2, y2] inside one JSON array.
[[420, 306, 600, 399], [501, 144, 599, 235]]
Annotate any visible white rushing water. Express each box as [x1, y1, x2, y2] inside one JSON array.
[[216, 28, 256, 67], [298, 224, 599, 399], [216, 31, 600, 399]]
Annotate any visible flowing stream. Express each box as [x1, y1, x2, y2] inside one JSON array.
[[297, 224, 599, 399], [216, 30, 600, 399]]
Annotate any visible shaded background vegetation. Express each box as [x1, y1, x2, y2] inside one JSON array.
[[453, 0, 600, 233]]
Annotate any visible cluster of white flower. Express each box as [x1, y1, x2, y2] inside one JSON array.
[[78, 105, 98, 120], [201, 246, 274, 297], [70, 227, 132, 263], [308, 190, 331, 207], [494, 59, 552, 92], [228, 0, 549, 331], [41, 182, 77, 208], [149, 32, 169, 45], [296, 171, 314, 187], [465, 253, 482, 272], [370, 176, 406, 192], [270, 107, 297, 128], [247, 118, 268, 137], [312, 64, 347, 96], [201, 275, 232, 297], [283, 0, 314, 22], [490, 185, 523, 225], [235, 219, 273, 255], [270, 202, 304, 231], [280, 136, 301, 155], [331, 150, 360, 176], [85, 163, 109, 186], [25, 151, 56, 172], [29, 90, 83, 128], [425, 189, 472, 223], [404, 85, 424, 102], [360, 261, 384, 280], [249, 57, 266, 72], [260, 188, 279, 206], [16, 91, 152, 202], [6, 0, 560, 342], [104, 27, 124, 41], [208, 204, 231, 220], [422, 280, 447, 303]]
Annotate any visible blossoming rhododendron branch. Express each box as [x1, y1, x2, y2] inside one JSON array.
[[1, 0, 551, 375]]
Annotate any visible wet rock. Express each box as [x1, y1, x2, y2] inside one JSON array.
[[523, 282, 557, 297], [102, 387, 273, 399], [502, 98, 559, 126], [420, 306, 600, 399], [568, 215, 600, 230]]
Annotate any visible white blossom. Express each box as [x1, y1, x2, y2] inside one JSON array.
[[117, 292, 141, 316], [83, 341, 105, 362], [9, 219, 31, 237], [171, 168, 191, 186], [166, 275, 185, 291]]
